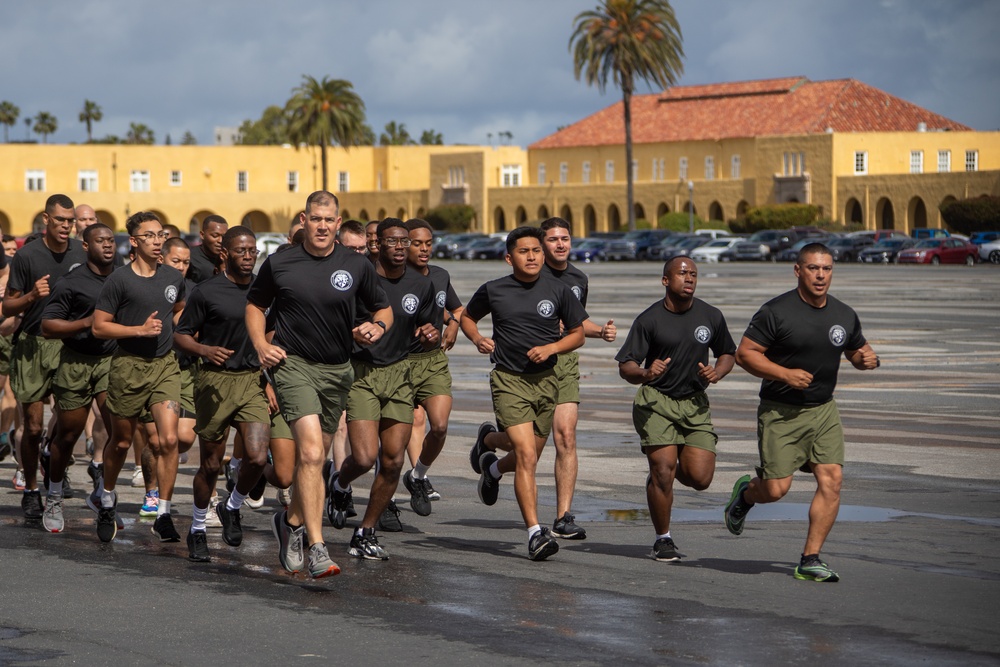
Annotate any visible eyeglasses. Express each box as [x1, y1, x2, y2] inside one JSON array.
[[342, 244, 367, 253], [133, 232, 170, 242], [51, 216, 76, 224], [229, 248, 260, 257], [380, 237, 412, 248]]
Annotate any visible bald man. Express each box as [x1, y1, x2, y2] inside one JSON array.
[[75, 205, 98, 238]]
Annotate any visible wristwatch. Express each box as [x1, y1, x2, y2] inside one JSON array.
[[374, 320, 386, 331]]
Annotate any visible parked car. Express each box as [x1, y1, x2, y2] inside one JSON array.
[[604, 229, 674, 261], [569, 238, 608, 263], [720, 240, 771, 262], [462, 237, 506, 260], [911, 228, 951, 240], [858, 238, 917, 263], [775, 239, 813, 262], [433, 233, 486, 259], [848, 229, 907, 243], [693, 228, 733, 240], [897, 238, 979, 265], [969, 231, 1000, 246], [827, 235, 874, 262], [646, 233, 692, 261], [744, 229, 799, 259], [978, 239, 1000, 264], [690, 237, 741, 263], [255, 232, 288, 260]]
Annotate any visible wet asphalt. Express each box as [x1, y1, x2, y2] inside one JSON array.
[[1, 260, 998, 666]]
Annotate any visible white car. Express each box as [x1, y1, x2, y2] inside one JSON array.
[[980, 239, 1000, 264], [691, 237, 741, 262], [694, 229, 734, 240]]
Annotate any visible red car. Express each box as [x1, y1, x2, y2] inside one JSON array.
[[896, 238, 979, 265]]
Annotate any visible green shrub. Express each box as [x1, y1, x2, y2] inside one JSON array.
[[424, 205, 476, 232], [733, 204, 820, 233], [657, 211, 706, 232], [940, 196, 1000, 234]]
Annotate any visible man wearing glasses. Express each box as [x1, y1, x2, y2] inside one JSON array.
[[3, 194, 87, 520], [91, 212, 187, 543]]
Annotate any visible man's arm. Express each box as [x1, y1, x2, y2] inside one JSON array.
[[246, 303, 286, 368], [92, 309, 161, 340], [174, 332, 233, 366], [527, 324, 584, 364], [353, 306, 393, 346], [460, 310, 494, 354], [3, 274, 50, 318], [735, 336, 812, 390], [697, 353, 736, 384], [845, 343, 879, 370], [582, 318, 616, 341], [618, 358, 669, 385], [41, 314, 93, 339]]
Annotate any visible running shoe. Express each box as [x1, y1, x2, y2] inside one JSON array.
[[244, 473, 268, 509], [139, 489, 159, 517], [326, 471, 351, 529], [651, 537, 681, 562], [85, 437, 95, 457], [87, 463, 103, 492], [12, 469, 26, 491], [40, 447, 51, 491], [348, 527, 389, 560], [403, 469, 432, 517], [724, 474, 752, 536], [42, 495, 64, 533], [178, 451, 188, 465], [276, 486, 292, 509], [552, 512, 587, 540], [131, 467, 144, 488], [224, 460, 236, 494], [216, 499, 244, 547], [308, 542, 341, 578], [528, 528, 559, 561], [794, 556, 840, 583], [205, 494, 222, 527], [477, 452, 500, 506], [0, 431, 11, 461], [377, 500, 403, 532], [187, 530, 211, 562], [271, 509, 304, 573], [95, 493, 118, 543], [21, 489, 43, 520], [470, 422, 496, 474], [424, 477, 441, 501], [346, 495, 357, 518], [152, 513, 181, 542], [62, 470, 75, 500], [87, 489, 124, 529]]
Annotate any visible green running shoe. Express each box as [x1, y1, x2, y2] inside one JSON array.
[[794, 556, 840, 582], [724, 474, 752, 535]]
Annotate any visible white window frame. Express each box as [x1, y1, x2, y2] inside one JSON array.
[[705, 156, 715, 181], [582, 161, 591, 184], [25, 169, 46, 192], [731, 155, 741, 179], [170, 170, 182, 187], [559, 162, 568, 184], [910, 150, 923, 174], [287, 170, 298, 193], [537, 163, 546, 185], [501, 165, 521, 187], [130, 169, 150, 192], [854, 151, 868, 175], [651, 158, 660, 181], [965, 150, 978, 172], [338, 171, 349, 192], [237, 170, 249, 192], [937, 150, 951, 173], [448, 166, 465, 187], [78, 169, 98, 192], [679, 157, 688, 180], [605, 160, 614, 183]]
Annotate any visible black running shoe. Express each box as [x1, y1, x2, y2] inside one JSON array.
[[62, 470, 75, 500], [21, 490, 43, 520], [376, 500, 403, 532], [552, 512, 587, 540], [152, 513, 181, 542], [528, 527, 559, 561], [348, 527, 389, 560], [724, 474, 752, 536], [96, 493, 118, 543], [424, 477, 441, 501], [346, 495, 357, 518], [187, 530, 211, 562], [651, 537, 681, 562], [87, 463, 103, 492], [403, 469, 432, 517], [794, 555, 840, 583], [470, 422, 496, 474], [216, 500, 244, 547], [224, 461, 236, 494], [477, 452, 500, 506], [326, 471, 351, 529]]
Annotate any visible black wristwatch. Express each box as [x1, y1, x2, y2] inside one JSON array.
[[446, 315, 458, 325], [374, 320, 386, 331]]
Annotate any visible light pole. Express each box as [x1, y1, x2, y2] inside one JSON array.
[[687, 180, 694, 233]]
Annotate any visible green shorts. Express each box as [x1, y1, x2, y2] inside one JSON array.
[[106, 351, 181, 419], [10, 334, 62, 403], [0, 334, 12, 375], [756, 399, 844, 479], [272, 354, 353, 434], [408, 348, 452, 404], [348, 358, 414, 424], [553, 351, 581, 405], [179, 363, 197, 414], [53, 347, 112, 411], [490, 367, 557, 438], [270, 409, 293, 441], [194, 367, 271, 442], [632, 385, 717, 453]]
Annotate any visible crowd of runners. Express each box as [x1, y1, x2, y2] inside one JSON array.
[[1, 191, 878, 583]]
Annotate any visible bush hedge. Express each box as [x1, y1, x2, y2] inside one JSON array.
[[424, 205, 476, 232], [730, 204, 820, 233], [940, 196, 1000, 234], [656, 211, 707, 232]]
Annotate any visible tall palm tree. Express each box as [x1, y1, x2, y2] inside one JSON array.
[[33, 112, 58, 143], [79, 99, 103, 142], [570, 0, 684, 230], [285, 75, 366, 192], [379, 121, 415, 146], [0, 101, 19, 143], [420, 129, 443, 145], [126, 122, 155, 144]]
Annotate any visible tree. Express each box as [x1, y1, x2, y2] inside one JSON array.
[[126, 122, 155, 144], [0, 101, 19, 143], [238, 105, 291, 145], [420, 129, 443, 145], [285, 75, 367, 192], [570, 0, 684, 230], [180, 131, 197, 145], [33, 112, 58, 143], [79, 99, 102, 142], [379, 121, 415, 146]]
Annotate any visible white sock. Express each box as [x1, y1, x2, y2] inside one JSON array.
[[527, 524, 541, 540], [413, 460, 430, 479], [157, 499, 171, 517], [657, 531, 671, 540], [227, 488, 247, 511], [49, 480, 63, 497], [191, 504, 208, 532], [229, 457, 241, 476], [101, 488, 116, 509], [489, 461, 502, 479], [333, 477, 352, 494]]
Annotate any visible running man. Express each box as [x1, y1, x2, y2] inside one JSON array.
[[187, 214, 228, 284], [92, 212, 186, 543], [616, 257, 735, 561], [724, 242, 879, 582], [462, 226, 587, 561], [247, 190, 390, 578]]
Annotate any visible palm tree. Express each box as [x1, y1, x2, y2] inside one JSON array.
[[420, 129, 443, 145], [285, 75, 366, 192], [126, 122, 155, 144], [379, 121, 415, 146], [79, 99, 103, 142], [570, 0, 684, 230], [0, 101, 19, 143], [33, 112, 58, 143]]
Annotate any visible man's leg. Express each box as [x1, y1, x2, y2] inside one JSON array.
[[148, 401, 180, 503], [288, 414, 333, 547], [645, 445, 679, 536], [804, 463, 842, 556], [414, 395, 451, 471], [361, 419, 411, 529], [405, 405, 426, 468], [332, 411, 350, 470], [102, 414, 137, 495], [495, 422, 546, 528], [675, 445, 716, 492], [552, 401, 578, 518], [18, 400, 45, 492]]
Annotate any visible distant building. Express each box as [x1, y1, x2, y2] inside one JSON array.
[[213, 126, 242, 146]]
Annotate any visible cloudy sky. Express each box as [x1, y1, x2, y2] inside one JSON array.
[[3, 1, 997, 147]]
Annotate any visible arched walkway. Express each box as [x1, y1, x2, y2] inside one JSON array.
[[938, 195, 958, 230], [845, 198, 863, 225], [875, 198, 894, 230], [377, 208, 387, 220], [682, 201, 697, 216], [907, 197, 927, 233], [584, 205, 597, 235], [190, 210, 216, 234], [396, 208, 406, 220], [494, 206, 506, 232], [95, 209, 117, 231], [515, 206, 528, 225], [31, 212, 45, 234], [656, 202, 670, 223], [0, 210, 10, 235], [709, 201, 724, 221], [736, 200, 749, 220], [634, 203, 646, 224], [607, 204, 622, 231], [537, 205, 550, 220], [358, 209, 370, 222], [241, 210, 272, 232], [148, 209, 169, 227]]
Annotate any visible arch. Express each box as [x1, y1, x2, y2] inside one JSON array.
[[559, 204, 573, 225], [493, 206, 507, 232], [241, 210, 272, 232], [584, 205, 597, 235], [844, 198, 863, 225], [875, 198, 894, 230], [736, 200, 750, 220], [341, 209, 351, 220], [147, 209, 169, 227], [682, 201, 697, 216], [377, 208, 387, 220], [31, 212, 45, 234], [656, 202, 670, 221], [633, 203, 645, 223], [907, 197, 927, 232], [190, 209, 217, 234], [709, 201, 724, 221], [537, 205, 550, 220], [938, 195, 958, 229], [94, 209, 117, 231], [358, 209, 370, 222], [396, 208, 406, 220], [515, 205, 528, 225], [0, 210, 10, 235], [607, 204, 622, 231], [416, 207, 426, 218]]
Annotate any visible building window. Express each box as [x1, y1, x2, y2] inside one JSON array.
[[651, 158, 659, 181], [705, 156, 715, 181], [237, 171, 249, 192], [800, 152, 806, 174], [78, 169, 98, 192], [854, 151, 868, 175], [679, 157, 688, 180], [287, 171, 298, 193], [631, 159, 639, 182], [582, 161, 591, 184], [910, 150, 923, 174], [377, 171, 383, 191], [170, 170, 182, 186], [731, 155, 741, 179], [965, 150, 978, 172], [448, 166, 465, 186], [605, 160, 614, 183], [130, 170, 150, 192], [559, 162, 568, 184], [338, 171, 349, 192], [537, 163, 546, 184], [937, 150, 951, 173], [25, 169, 46, 192], [501, 164, 521, 187]]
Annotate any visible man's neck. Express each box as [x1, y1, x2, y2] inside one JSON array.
[[797, 287, 827, 308], [130, 255, 159, 277], [43, 235, 68, 254], [225, 269, 252, 286], [87, 260, 114, 277], [545, 258, 568, 272], [663, 293, 694, 314], [378, 261, 405, 279], [407, 261, 429, 276]]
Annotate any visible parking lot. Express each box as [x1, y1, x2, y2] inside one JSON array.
[[1, 259, 998, 665]]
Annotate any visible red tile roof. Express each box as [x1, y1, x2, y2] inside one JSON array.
[[530, 77, 971, 149]]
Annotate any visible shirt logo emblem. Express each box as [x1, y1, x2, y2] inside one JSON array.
[[571, 286, 583, 301], [694, 326, 711, 344], [436, 290, 447, 308], [537, 300, 555, 318], [331, 270, 353, 291], [829, 325, 847, 347], [68, 262, 82, 273], [164, 285, 178, 304], [402, 293, 419, 315]]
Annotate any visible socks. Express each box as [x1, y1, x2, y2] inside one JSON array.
[[49, 480, 63, 497], [657, 531, 671, 540], [157, 499, 171, 517], [489, 460, 502, 479], [227, 488, 247, 511], [191, 504, 208, 532], [101, 488, 116, 508], [413, 460, 430, 480], [527, 524, 541, 540], [333, 477, 352, 494]]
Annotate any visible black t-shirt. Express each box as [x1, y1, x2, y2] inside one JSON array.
[[7, 238, 87, 336], [744, 290, 866, 406], [465, 273, 588, 374], [187, 245, 220, 284], [355, 267, 436, 366], [415, 264, 462, 352], [95, 264, 186, 359], [616, 298, 735, 398], [542, 262, 589, 307], [40, 264, 117, 357], [247, 243, 389, 365], [175, 278, 199, 369], [176, 273, 259, 371]]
